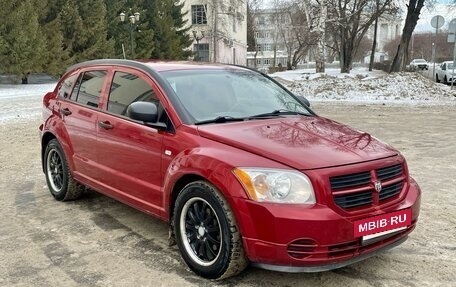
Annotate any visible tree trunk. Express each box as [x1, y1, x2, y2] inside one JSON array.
[[315, 0, 326, 73], [390, 0, 425, 72], [369, 8, 379, 71]]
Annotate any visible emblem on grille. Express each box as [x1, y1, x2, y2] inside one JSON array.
[[374, 181, 382, 192]]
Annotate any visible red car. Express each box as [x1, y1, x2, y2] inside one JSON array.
[[40, 60, 421, 279]]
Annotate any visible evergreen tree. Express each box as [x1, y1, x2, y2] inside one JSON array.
[[41, 18, 71, 76], [73, 0, 116, 61], [0, 0, 46, 76], [142, 0, 192, 60]]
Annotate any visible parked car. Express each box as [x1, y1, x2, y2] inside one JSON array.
[[436, 61, 455, 84], [40, 59, 421, 279], [409, 59, 429, 70]]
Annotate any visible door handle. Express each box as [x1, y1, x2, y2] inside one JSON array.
[[60, 108, 72, 116], [98, 121, 114, 130]]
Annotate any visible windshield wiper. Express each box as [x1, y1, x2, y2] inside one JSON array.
[[249, 109, 310, 119], [195, 116, 245, 125]]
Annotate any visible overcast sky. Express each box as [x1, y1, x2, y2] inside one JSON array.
[[415, 4, 456, 32]]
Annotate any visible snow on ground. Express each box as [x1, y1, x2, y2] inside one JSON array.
[[272, 67, 456, 106], [0, 83, 56, 124]]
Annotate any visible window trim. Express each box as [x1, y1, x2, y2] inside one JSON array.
[[62, 68, 109, 111], [101, 68, 176, 132]]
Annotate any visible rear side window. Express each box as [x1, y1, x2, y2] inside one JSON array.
[[71, 70, 107, 108], [107, 72, 158, 116], [57, 73, 78, 99]]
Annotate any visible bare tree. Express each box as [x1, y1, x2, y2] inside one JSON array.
[[369, 0, 380, 71], [326, 0, 397, 73], [389, 0, 425, 72], [247, 0, 263, 67], [267, 0, 318, 69], [315, 0, 327, 72]]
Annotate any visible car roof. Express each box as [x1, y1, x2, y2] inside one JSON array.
[[67, 59, 251, 73]]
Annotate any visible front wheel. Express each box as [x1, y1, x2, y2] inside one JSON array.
[[436, 74, 440, 83], [44, 139, 84, 201], [444, 76, 448, 85], [173, 181, 248, 279]]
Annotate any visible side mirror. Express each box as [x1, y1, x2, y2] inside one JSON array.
[[126, 101, 167, 129], [297, 95, 311, 107]]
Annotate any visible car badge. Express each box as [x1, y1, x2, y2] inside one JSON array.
[[374, 181, 382, 193]]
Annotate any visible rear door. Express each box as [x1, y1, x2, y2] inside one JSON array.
[[58, 68, 108, 179], [95, 68, 170, 213]]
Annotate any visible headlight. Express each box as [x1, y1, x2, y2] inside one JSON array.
[[233, 168, 316, 204]]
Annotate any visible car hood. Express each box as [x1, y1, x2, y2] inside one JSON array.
[[197, 116, 398, 170]]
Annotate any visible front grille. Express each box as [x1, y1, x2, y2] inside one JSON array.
[[330, 171, 371, 190], [334, 191, 373, 209], [376, 164, 403, 181], [380, 181, 404, 201], [331, 163, 405, 210]]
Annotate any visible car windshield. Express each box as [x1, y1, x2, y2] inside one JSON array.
[[414, 59, 426, 63], [162, 69, 312, 123], [447, 63, 454, 69]]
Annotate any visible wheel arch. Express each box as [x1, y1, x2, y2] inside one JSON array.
[[168, 173, 206, 222], [41, 131, 57, 173]]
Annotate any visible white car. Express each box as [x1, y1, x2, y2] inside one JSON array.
[[409, 59, 429, 70], [436, 61, 455, 84]]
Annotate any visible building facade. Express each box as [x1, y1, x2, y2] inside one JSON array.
[[246, 8, 300, 71], [364, 15, 402, 62], [182, 0, 248, 65], [248, 8, 403, 70]]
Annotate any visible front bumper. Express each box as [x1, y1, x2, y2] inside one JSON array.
[[236, 177, 421, 270]]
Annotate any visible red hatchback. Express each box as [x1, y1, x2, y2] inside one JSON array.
[[40, 60, 421, 279]]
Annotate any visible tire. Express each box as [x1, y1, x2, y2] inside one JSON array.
[[444, 76, 448, 85], [173, 181, 248, 279], [436, 74, 440, 83], [44, 139, 84, 201]]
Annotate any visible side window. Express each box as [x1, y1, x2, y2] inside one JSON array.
[[71, 70, 107, 108], [107, 72, 158, 116], [57, 73, 78, 99]]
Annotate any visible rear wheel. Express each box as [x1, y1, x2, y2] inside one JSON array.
[[173, 181, 248, 279], [444, 76, 448, 85], [436, 74, 440, 83], [44, 139, 84, 201]]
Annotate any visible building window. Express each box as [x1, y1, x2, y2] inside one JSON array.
[[256, 59, 261, 65], [232, 14, 236, 32], [191, 5, 207, 25], [264, 59, 270, 65], [254, 32, 260, 39], [194, 43, 209, 62], [258, 16, 265, 25]]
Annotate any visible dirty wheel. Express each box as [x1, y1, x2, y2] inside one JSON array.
[[173, 181, 248, 279], [44, 139, 84, 201]]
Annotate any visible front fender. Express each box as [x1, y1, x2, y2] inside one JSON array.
[[161, 143, 292, 237]]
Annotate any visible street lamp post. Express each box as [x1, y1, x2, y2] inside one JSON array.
[[120, 10, 140, 59], [192, 31, 205, 61]]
